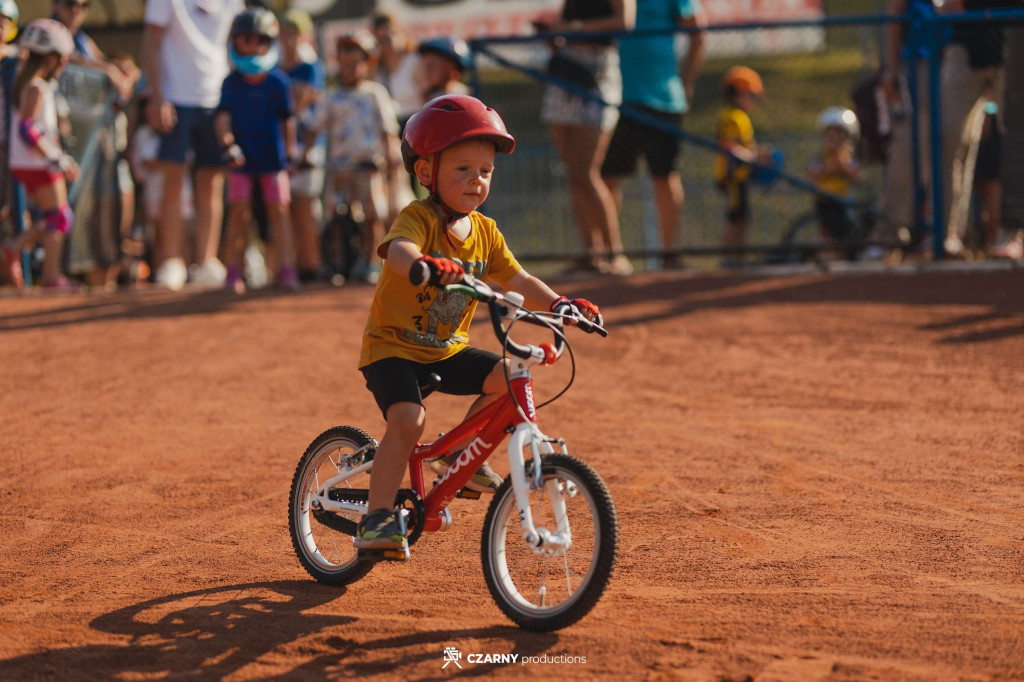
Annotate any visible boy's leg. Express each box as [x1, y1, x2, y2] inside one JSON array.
[[222, 183, 251, 292], [358, 358, 428, 553], [427, 353, 510, 492], [262, 172, 298, 287], [360, 171, 387, 282], [40, 231, 66, 284], [366, 401, 425, 514]]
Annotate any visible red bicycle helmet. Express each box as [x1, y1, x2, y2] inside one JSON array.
[[401, 95, 515, 174]]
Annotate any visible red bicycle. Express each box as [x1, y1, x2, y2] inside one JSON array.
[[288, 264, 619, 632]]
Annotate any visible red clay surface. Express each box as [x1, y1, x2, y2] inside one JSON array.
[[1, 267, 1023, 681]]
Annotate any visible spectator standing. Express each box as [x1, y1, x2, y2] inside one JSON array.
[[877, 0, 942, 253], [714, 66, 771, 265], [216, 8, 298, 293], [0, 0, 19, 232], [416, 37, 471, 102], [0, 0, 14, 56], [535, 0, 636, 276], [369, 12, 422, 127], [279, 8, 326, 282], [0, 20, 80, 290], [807, 107, 862, 257], [601, 0, 706, 270], [143, 0, 244, 290], [939, 0, 1019, 256], [51, 0, 135, 103], [304, 30, 402, 285]]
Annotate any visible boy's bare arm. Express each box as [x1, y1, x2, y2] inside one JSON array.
[[386, 238, 423, 279], [283, 115, 297, 161], [501, 270, 559, 311], [215, 111, 243, 168], [214, 110, 233, 148]]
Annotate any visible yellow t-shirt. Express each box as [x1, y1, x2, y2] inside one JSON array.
[[713, 106, 755, 184], [359, 199, 522, 368], [810, 149, 856, 197]]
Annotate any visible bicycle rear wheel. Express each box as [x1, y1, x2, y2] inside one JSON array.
[[480, 453, 618, 632], [289, 425, 376, 586]]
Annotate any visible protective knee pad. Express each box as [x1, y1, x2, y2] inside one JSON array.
[[43, 205, 74, 235]]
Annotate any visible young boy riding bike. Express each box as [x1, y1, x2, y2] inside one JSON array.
[[354, 94, 602, 557]]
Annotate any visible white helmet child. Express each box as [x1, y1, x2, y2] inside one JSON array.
[[0, 0, 19, 43], [19, 18, 74, 57], [817, 107, 860, 141]]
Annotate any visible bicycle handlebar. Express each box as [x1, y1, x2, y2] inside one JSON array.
[[409, 259, 607, 361]]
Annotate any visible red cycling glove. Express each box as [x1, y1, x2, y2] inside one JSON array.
[[417, 255, 464, 281], [550, 296, 603, 325]]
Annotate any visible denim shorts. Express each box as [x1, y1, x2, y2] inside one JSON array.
[[157, 105, 223, 167]]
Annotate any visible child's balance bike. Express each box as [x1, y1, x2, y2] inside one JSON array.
[[288, 263, 619, 632]]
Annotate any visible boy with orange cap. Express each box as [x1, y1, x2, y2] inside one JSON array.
[[714, 66, 771, 265]]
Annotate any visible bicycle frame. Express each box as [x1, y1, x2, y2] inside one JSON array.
[[311, 350, 572, 552]]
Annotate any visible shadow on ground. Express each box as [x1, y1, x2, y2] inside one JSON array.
[[0, 580, 556, 680]]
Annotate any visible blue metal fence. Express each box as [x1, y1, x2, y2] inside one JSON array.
[[466, 9, 1024, 267]]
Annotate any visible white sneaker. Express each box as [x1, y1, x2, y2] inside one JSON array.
[[189, 258, 227, 287], [244, 245, 269, 289], [155, 258, 188, 291]]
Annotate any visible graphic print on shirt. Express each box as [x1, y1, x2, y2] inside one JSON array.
[[402, 254, 486, 348]]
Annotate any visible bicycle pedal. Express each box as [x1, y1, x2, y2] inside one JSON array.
[[456, 488, 482, 500], [358, 546, 410, 562]]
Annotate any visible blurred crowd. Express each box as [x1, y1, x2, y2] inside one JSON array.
[[0, 0, 475, 292], [0, 0, 1022, 293]]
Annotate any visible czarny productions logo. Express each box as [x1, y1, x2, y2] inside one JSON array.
[[441, 646, 587, 669]]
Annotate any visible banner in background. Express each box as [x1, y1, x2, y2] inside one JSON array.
[[303, 0, 823, 43]]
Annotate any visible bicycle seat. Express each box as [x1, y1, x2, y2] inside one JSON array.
[[419, 373, 442, 399]]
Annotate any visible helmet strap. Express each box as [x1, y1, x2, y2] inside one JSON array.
[[425, 153, 469, 229]]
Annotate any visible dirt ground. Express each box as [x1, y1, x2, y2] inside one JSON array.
[[1, 265, 1023, 681]]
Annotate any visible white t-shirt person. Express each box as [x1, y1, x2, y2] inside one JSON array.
[[144, 0, 244, 108]]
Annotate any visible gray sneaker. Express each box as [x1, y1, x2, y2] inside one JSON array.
[[428, 453, 503, 493], [353, 509, 408, 550]]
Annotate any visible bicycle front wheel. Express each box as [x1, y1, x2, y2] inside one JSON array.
[[481, 453, 618, 632], [289, 425, 376, 586]]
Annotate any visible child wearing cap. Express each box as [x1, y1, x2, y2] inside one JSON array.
[[302, 29, 401, 284], [714, 65, 772, 266]]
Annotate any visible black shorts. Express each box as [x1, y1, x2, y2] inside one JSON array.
[[601, 106, 683, 178], [360, 347, 501, 419], [720, 179, 749, 222]]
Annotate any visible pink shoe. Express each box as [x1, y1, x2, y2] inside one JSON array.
[[41, 275, 81, 291], [0, 245, 24, 288], [277, 265, 300, 290], [224, 265, 246, 294]]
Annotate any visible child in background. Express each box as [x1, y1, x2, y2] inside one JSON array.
[[0, 0, 20, 232], [303, 29, 401, 285], [714, 66, 771, 266], [807, 107, 862, 255], [129, 89, 195, 286], [278, 9, 327, 282], [0, 0, 16, 61], [215, 8, 298, 292], [353, 95, 603, 557], [415, 37, 471, 102], [0, 20, 80, 290]]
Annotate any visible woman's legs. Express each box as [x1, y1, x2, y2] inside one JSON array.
[[550, 122, 628, 271]]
